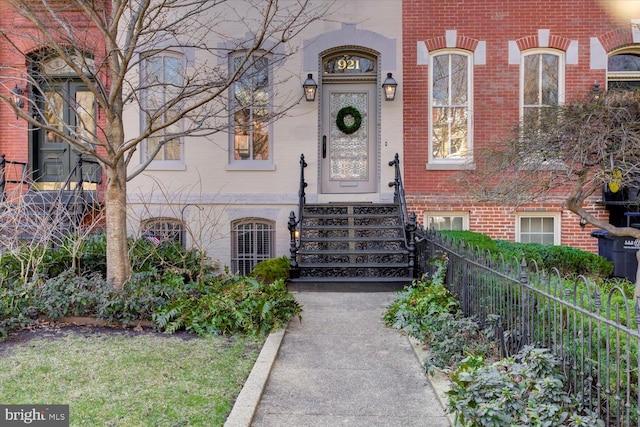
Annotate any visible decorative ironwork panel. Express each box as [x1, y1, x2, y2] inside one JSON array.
[[303, 228, 349, 238], [356, 240, 403, 251], [355, 253, 406, 263], [300, 254, 350, 264], [353, 206, 397, 215], [356, 228, 402, 238], [354, 217, 400, 227], [330, 92, 368, 181], [304, 206, 348, 215]]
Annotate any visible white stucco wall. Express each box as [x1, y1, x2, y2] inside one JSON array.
[[123, 0, 403, 271]]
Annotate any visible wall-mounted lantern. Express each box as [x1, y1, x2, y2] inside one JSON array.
[[302, 73, 317, 102], [592, 82, 601, 102], [382, 72, 398, 101], [12, 84, 24, 119]]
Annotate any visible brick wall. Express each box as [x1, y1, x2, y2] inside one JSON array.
[[0, 0, 108, 197], [402, 0, 631, 254]]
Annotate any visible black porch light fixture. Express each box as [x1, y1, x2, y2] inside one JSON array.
[[382, 72, 397, 101], [592, 81, 601, 101], [302, 73, 317, 102], [12, 84, 24, 119]]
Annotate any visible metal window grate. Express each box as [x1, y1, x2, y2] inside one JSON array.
[[142, 218, 185, 246], [231, 220, 274, 276]]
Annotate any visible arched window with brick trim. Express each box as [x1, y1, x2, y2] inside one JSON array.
[[231, 218, 274, 276], [608, 48, 640, 91], [428, 50, 473, 167], [520, 49, 564, 130]]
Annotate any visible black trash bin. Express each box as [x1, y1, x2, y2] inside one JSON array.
[[591, 229, 639, 282]]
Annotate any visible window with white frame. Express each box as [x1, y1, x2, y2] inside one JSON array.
[[608, 50, 640, 91], [141, 218, 186, 247], [424, 211, 469, 231], [231, 219, 274, 275], [230, 53, 270, 163], [521, 50, 564, 131], [141, 51, 185, 167], [429, 51, 473, 165], [516, 212, 560, 245]]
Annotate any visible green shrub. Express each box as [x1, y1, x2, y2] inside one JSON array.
[[385, 258, 498, 373], [384, 259, 459, 342], [29, 268, 203, 325], [36, 270, 104, 320], [448, 346, 604, 427], [129, 238, 214, 281], [437, 230, 613, 278], [422, 313, 497, 374], [438, 230, 498, 252], [0, 281, 36, 338], [493, 240, 613, 278], [0, 232, 301, 338], [250, 256, 290, 283], [77, 232, 108, 276], [152, 275, 301, 336]]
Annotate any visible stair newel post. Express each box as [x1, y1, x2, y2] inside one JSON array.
[[388, 153, 400, 203], [77, 154, 84, 186], [0, 154, 6, 202], [407, 211, 417, 278], [288, 210, 300, 279]]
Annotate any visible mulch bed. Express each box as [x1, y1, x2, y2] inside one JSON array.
[[0, 318, 199, 355]]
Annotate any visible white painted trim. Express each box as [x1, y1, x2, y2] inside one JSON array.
[[128, 192, 300, 205], [474, 41, 486, 65], [225, 162, 276, 171], [417, 41, 429, 65], [519, 49, 565, 122], [302, 23, 397, 72], [515, 211, 561, 245], [446, 30, 457, 48], [425, 161, 475, 171], [508, 40, 520, 65], [567, 40, 579, 65], [633, 20, 640, 43], [428, 50, 474, 166], [538, 29, 550, 48], [590, 37, 607, 70], [423, 211, 470, 231]]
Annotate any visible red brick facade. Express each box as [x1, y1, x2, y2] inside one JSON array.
[[402, 0, 635, 253], [0, 1, 108, 195]]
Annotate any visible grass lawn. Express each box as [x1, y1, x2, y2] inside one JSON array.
[[0, 328, 264, 426]]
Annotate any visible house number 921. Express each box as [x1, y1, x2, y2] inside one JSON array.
[[337, 59, 360, 70]]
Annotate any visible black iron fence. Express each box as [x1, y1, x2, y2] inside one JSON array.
[[417, 229, 640, 426]]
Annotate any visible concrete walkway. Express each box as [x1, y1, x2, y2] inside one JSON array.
[[226, 292, 451, 427]]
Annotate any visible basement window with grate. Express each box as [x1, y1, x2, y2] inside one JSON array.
[[141, 218, 185, 246], [231, 219, 274, 276]]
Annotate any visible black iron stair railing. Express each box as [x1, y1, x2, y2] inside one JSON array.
[[388, 153, 417, 278], [0, 154, 28, 202], [288, 154, 307, 278], [0, 153, 101, 226], [51, 154, 101, 224]]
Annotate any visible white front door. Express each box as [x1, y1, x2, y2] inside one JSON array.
[[321, 82, 377, 194]]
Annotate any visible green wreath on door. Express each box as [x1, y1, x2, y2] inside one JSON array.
[[336, 106, 362, 135]]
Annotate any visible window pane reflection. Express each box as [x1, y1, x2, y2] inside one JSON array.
[[232, 54, 270, 161], [431, 53, 470, 160]]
